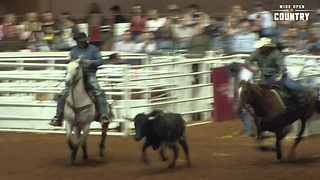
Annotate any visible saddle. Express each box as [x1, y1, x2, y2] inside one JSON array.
[[259, 84, 309, 109]]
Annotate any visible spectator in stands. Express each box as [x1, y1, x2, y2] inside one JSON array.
[[129, 4, 149, 43], [280, 27, 306, 52], [232, 20, 259, 53], [184, 4, 210, 27], [229, 4, 244, 22], [108, 53, 126, 64], [297, 20, 314, 45], [240, 9, 250, 21], [57, 12, 79, 51], [112, 30, 137, 52], [212, 28, 234, 53], [110, 5, 127, 24], [166, 4, 182, 25], [20, 12, 42, 50], [251, 14, 263, 37], [155, 18, 175, 50], [225, 16, 240, 36], [205, 16, 225, 39], [41, 11, 61, 51], [276, 13, 295, 42], [188, 25, 211, 52], [172, 17, 195, 49], [49, 32, 111, 127], [0, 14, 24, 52], [307, 10, 320, 51], [248, 2, 276, 39], [135, 31, 157, 53], [86, 2, 105, 49], [146, 9, 166, 32]]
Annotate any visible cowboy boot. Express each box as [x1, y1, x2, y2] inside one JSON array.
[[96, 95, 111, 125], [49, 95, 65, 127]]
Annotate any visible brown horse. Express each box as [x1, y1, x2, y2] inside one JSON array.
[[236, 80, 320, 161]]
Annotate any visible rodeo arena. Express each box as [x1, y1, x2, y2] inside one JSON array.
[[1, 1, 320, 179]]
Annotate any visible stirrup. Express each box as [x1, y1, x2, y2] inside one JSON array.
[[100, 114, 110, 124], [49, 117, 63, 127]]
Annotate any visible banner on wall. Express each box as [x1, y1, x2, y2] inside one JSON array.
[[211, 66, 237, 122]]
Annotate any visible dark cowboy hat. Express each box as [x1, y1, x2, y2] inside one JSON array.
[[227, 62, 242, 77], [110, 5, 121, 11], [73, 32, 89, 42], [109, 53, 120, 60]]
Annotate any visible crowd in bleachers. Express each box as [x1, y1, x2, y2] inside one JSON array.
[[0, 2, 319, 54]]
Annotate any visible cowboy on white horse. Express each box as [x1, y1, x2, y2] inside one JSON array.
[[50, 32, 110, 126]]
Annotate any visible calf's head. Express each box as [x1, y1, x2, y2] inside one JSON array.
[[133, 113, 149, 141]]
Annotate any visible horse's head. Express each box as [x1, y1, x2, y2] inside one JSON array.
[[235, 80, 252, 115], [65, 59, 82, 85]]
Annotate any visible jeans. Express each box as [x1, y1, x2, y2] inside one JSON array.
[[240, 108, 253, 134], [158, 41, 174, 50], [262, 73, 307, 91]]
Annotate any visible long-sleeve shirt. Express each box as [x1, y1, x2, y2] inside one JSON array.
[[245, 48, 286, 76], [69, 44, 103, 74], [135, 41, 157, 53], [112, 41, 137, 53], [232, 32, 259, 53]]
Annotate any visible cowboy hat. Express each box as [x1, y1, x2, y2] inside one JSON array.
[[110, 5, 121, 11], [253, 37, 276, 48], [73, 32, 89, 42], [109, 53, 120, 60]]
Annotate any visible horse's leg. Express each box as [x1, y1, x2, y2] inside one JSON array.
[[99, 122, 109, 157], [167, 142, 179, 169], [70, 127, 81, 165], [289, 118, 307, 160], [66, 123, 76, 165], [178, 135, 191, 167], [275, 129, 285, 162], [66, 123, 73, 151], [82, 124, 91, 160]]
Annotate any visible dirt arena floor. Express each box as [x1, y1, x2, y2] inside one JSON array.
[[1, 119, 320, 180]]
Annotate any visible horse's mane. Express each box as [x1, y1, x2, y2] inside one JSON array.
[[239, 80, 267, 97]]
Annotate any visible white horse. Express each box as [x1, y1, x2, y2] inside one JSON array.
[[64, 59, 109, 165]]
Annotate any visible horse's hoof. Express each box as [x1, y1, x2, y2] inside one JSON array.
[[100, 151, 105, 157], [258, 146, 277, 152], [141, 158, 149, 164], [167, 163, 176, 169], [277, 159, 284, 163], [83, 154, 88, 160]]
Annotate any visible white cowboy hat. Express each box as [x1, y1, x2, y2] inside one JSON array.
[[253, 37, 276, 48]]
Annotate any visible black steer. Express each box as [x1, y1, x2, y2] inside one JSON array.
[[132, 110, 191, 168]]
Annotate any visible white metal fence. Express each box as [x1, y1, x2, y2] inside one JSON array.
[[1, 52, 320, 136]]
